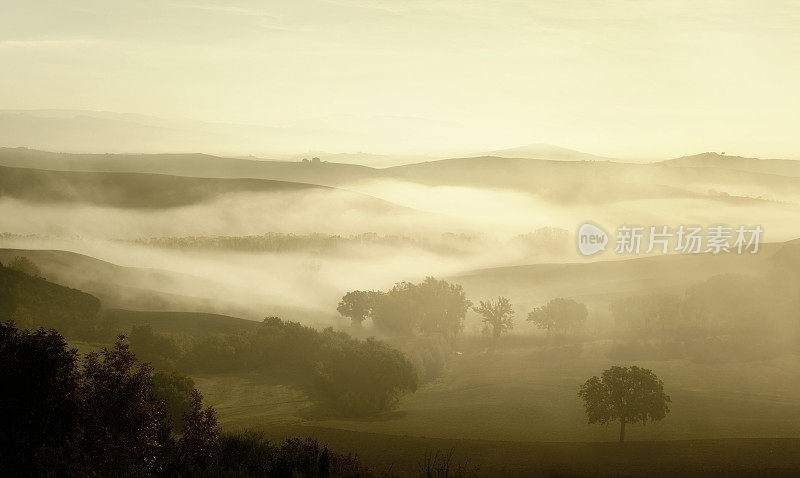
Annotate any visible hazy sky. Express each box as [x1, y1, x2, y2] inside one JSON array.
[[1, 0, 799, 158]]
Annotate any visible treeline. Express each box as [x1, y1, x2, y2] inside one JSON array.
[[131, 318, 419, 416], [126, 227, 570, 256], [0, 322, 374, 477], [128, 232, 482, 255], [608, 243, 800, 361], [338, 278, 588, 340]]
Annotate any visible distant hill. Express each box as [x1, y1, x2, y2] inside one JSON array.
[[662, 152, 800, 177], [450, 240, 792, 314], [3, 148, 800, 207], [0, 249, 339, 324], [0, 163, 334, 208], [0, 148, 380, 186], [479, 143, 614, 161], [386, 154, 800, 204], [0, 253, 263, 339], [386, 156, 704, 203]]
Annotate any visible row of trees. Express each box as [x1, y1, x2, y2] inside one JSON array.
[[130, 232, 480, 255], [0, 321, 373, 476], [337, 280, 588, 340]]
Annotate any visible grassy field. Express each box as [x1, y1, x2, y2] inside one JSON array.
[[195, 338, 800, 476]]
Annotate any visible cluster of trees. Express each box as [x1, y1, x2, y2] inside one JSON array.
[[131, 318, 419, 416], [337, 277, 472, 338], [0, 321, 373, 476], [513, 227, 571, 257]]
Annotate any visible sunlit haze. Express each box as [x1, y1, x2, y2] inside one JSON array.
[[2, 0, 799, 158]]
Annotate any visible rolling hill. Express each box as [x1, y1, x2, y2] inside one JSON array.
[[662, 152, 800, 177], [0, 163, 333, 208], [0, 147, 380, 185], [479, 143, 614, 161], [0, 248, 332, 324], [450, 240, 791, 316], [3, 148, 800, 207]]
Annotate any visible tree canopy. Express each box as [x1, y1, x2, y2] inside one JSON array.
[[337, 289, 380, 327], [527, 297, 587, 335], [355, 277, 472, 338], [578, 365, 671, 442], [0, 321, 373, 476], [473, 296, 515, 338]]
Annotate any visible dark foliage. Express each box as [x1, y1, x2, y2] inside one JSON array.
[[0, 322, 80, 475], [0, 322, 373, 477], [578, 365, 671, 442], [346, 277, 471, 338], [180, 317, 419, 415]]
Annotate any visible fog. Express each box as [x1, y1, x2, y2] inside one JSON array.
[[2, 170, 799, 330]]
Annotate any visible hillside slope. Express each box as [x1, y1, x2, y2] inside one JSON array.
[[663, 152, 800, 177], [0, 147, 381, 186]]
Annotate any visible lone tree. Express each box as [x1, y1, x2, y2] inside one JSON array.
[[473, 296, 514, 338], [336, 290, 379, 327], [578, 365, 671, 442], [527, 297, 587, 336]]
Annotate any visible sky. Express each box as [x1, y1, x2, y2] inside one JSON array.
[[1, 0, 799, 158]]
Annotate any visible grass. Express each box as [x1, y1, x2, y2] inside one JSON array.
[[194, 339, 800, 476]]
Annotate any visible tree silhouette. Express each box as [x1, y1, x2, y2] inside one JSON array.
[[473, 296, 515, 338], [336, 290, 379, 327], [578, 365, 671, 442], [0, 321, 80, 475], [370, 277, 471, 338], [527, 298, 587, 336]]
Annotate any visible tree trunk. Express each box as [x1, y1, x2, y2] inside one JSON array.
[[619, 420, 626, 442]]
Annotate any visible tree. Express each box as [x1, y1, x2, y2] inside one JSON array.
[[78, 336, 166, 476], [578, 365, 671, 442], [370, 277, 471, 338], [527, 297, 587, 336], [0, 321, 81, 475], [176, 389, 219, 475], [336, 290, 379, 327], [152, 370, 197, 431], [129, 324, 181, 369], [473, 296, 515, 338]]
